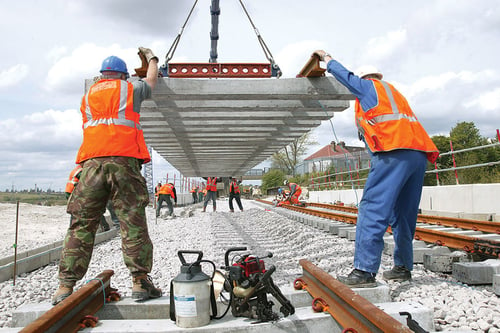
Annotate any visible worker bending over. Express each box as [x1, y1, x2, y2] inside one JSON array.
[[156, 182, 177, 217], [284, 180, 302, 205]]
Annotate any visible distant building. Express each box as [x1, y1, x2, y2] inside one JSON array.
[[294, 141, 370, 175]]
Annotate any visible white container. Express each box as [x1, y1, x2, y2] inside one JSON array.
[[173, 278, 212, 328]]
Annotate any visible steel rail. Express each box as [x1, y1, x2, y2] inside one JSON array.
[[256, 199, 500, 257], [20, 270, 117, 333], [294, 259, 412, 332], [307, 202, 500, 235]]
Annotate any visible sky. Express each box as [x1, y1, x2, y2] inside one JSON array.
[[1, 0, 499, 191]]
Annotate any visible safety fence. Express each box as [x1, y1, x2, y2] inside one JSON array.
[[310, 129, 500, 190]]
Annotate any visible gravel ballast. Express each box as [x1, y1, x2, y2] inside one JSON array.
[[0, 200, 499, 331]]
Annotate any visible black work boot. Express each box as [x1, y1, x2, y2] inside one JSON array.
[[132, 275, 162, 302], [382, 266, 411, 282], [337, 269, 377, 288]]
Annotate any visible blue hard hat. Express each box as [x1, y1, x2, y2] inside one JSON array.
[[278, 188, 283, 194], [100, 56, 129, 77]]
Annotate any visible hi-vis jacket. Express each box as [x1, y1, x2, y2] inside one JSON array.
[[355, 79, 439, 163], [65, 164, 83, 195], [229, 181, 240, 194], [158, 183, 176, 199], [206, 177, 217, 192], [76, 79, 150, 164]]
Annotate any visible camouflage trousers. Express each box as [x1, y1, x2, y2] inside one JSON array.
[[58, 157, 152, 287]]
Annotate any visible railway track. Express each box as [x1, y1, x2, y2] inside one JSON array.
[[259, 199, 500, 258]]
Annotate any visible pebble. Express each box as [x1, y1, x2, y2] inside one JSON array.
[[0, 200, 499, 331]]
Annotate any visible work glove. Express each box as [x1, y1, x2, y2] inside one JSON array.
[[138, 47, 158, 63]]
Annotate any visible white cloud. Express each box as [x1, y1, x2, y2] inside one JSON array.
[[275, 40, 327, 78], [44, 43, 141, 94], [366, 28, 407, 61], [464, 87, 500, 111], [0, 64, 29, 88]]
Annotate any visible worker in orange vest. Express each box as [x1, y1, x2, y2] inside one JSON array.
[[53, 47, 162, 306], [202, 177, 219, 212], [228, 177, 243, 212], [190, 186, 198, 204], [156, 182, 177, 217], [314, 50, 439, 288], [283, 180, 302, 205]]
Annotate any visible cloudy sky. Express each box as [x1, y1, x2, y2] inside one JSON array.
[[1, 0, 499, 191]]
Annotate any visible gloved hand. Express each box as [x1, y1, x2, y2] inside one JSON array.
[[138, 47, 158, 63], [313, 50, 330, 62]]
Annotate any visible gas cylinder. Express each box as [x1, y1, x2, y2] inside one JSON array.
[[170, 250, 212, 328]]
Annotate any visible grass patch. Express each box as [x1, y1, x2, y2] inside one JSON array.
[[0, 192, 67, 206]]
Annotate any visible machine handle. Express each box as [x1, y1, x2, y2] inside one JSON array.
[[178, 250, 203, 265], [224, 247, 247, 267]]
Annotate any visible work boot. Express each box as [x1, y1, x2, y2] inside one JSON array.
[[213, 206, 216, 212], [382, 266, 411, 282], [132, 275, 162, 302], [202, 207, 206, 212], [230, 209, 234, 212], [337, 269, 376, 288], [51, 285, 73, 305]]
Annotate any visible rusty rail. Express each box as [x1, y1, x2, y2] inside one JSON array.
[[295, 260, 412, 332], [256, 199, 500, 257], [20, 270, 118, 333]]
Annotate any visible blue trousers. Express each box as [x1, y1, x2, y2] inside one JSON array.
[[354, 150, 428, 274]]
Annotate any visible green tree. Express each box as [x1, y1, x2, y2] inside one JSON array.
[[261, 169, 286, 194], [430, 122, 500, 185], [270, 132, 318, 175]]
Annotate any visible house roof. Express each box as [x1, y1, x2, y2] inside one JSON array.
[[304, 142, 364, 161]]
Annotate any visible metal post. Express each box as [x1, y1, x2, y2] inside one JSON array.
[[13, 201, 19, 286], [450, 140, 459, 185]]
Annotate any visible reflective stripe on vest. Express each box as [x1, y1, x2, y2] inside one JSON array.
[[230, 182, 240, 194]]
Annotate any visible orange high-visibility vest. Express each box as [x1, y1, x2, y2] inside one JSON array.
[[190, 187, 197, 193], [206, 177, 217, 191], [355, 79, 439, 163], [158, 183, 175, 199], [65, 165, 82, 194], [230, 181, 240, 194], [76, 79, 150, 164]]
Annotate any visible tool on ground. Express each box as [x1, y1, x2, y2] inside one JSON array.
[[399, 312, 429, 333], [169, 250, 218, 328], [216, 247, 295, 323]]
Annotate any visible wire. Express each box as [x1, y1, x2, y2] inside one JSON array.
[[164, 0, 199, 64], [317, 101, 360, 206]]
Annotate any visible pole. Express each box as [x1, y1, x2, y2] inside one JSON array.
[[450, 140, 459, 185], [434, 162, 440, 186], [13, 201, 20, 286]]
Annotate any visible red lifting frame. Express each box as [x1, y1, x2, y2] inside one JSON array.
[[166, 62, 273, 78]]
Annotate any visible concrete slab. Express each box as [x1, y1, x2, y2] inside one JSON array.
[[452, 259, 500, 285], [0, 229, 118, 282], [423, 252, 472, 273], [376, 301, 435, 332], [337, 227, 357, 238], [327, 222, 349, 235], [142, 77, 353, 177], [493, 274, 500, 296], [346, 282, 392, 304]]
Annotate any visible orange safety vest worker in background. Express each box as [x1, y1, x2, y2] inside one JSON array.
[[190, 186, 198, 204], [65, 165, 83, 198], [228, 178, 243, 212], [202, 177, 218, 212], [156, 183, 177, 217]]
